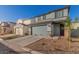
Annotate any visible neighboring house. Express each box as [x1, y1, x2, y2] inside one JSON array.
[[14, 19, 31, 35], [0, 22, 16, 35], [16, 19, 31, 25], [71, 22, 79, 37], [8, 22, 16, 33], [0, 22, 10, 35], [29, 6, 70, 36]]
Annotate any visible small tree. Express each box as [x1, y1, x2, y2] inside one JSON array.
[[74, 17, 79, 38], [65, 16, 71, 50], [65, 17, 71, 28]]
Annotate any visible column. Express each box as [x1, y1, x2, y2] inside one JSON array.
[[47, 23, 52, 36]]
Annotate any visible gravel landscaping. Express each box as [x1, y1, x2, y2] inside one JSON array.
[[25, 38, 67, 53], [25, 38, 79, 54], [0, 35, 79, 54]]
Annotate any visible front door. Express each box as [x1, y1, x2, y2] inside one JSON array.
[[54, 24, 60, 36], [60, 24, 64, 36]]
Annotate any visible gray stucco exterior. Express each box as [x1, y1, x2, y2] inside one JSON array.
[[31, 7, 69, 23], [30, 7, 70, 36]]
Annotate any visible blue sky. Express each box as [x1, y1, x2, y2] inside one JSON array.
[[0, 5, 79, 22]]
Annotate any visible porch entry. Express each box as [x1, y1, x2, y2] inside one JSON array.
[[54, 24, 64, 36], [60, 24, 64, 36]]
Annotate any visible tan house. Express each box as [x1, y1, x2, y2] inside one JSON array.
[[16, 19, 31, 25], [0, 22, 16, 35], [8, 22, 16, 33], [71, 22, 79, 37], [0, 22, 9, 35], [14, 19, 31, 35]]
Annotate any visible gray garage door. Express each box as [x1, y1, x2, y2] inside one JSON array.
[[32, 25, 48, 36]]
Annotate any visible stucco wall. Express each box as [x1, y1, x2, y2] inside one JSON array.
[[23, 20, 31, 25], [23, 26, 29, 35], [32, 8, 69, 23], [63, 8, 68, 16], [16, 28, 24, 35], [14, 24, 29, 35], [51, 24, 54, 36], [16, 19, 31, 25], [16, 19, 23, 24], [46, 12, 55, 19]]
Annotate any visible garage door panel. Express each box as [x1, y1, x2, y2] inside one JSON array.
[[32, 26, 48, 36]]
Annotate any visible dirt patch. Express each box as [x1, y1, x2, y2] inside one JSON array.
[[25, 37, 79, 53], [25, 37, 70, 53], [54, 39, 69, 51]]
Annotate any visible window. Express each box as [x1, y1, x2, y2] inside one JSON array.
[[4, 28, 6, 32], [43, 15, 46, 20], [38, 17, 41, 21], [31, 18, 36, 23], [55, 10, 63, 18]]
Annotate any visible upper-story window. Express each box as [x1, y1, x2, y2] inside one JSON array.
[[43, 15, 46, 20], [55, 10, 63, 18], [38, 17, 41, 21], [31, 19, 35, 23]]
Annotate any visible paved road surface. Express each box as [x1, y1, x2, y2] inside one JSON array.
[[0, 43, 18, 54]]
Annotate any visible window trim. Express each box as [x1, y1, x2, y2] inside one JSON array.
[[43, 15, 46, 20], [55, 10, 64, 18]]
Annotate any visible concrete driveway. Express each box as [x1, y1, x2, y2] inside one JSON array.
[[0, 35, 47, 53], [6, 35, 47, 47]]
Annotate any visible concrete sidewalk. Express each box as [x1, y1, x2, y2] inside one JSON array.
[[0, 34, 16, 38]]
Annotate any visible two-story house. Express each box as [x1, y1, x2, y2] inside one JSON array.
[[0, 22, 16, 35], [29, 6, 70, 36]]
